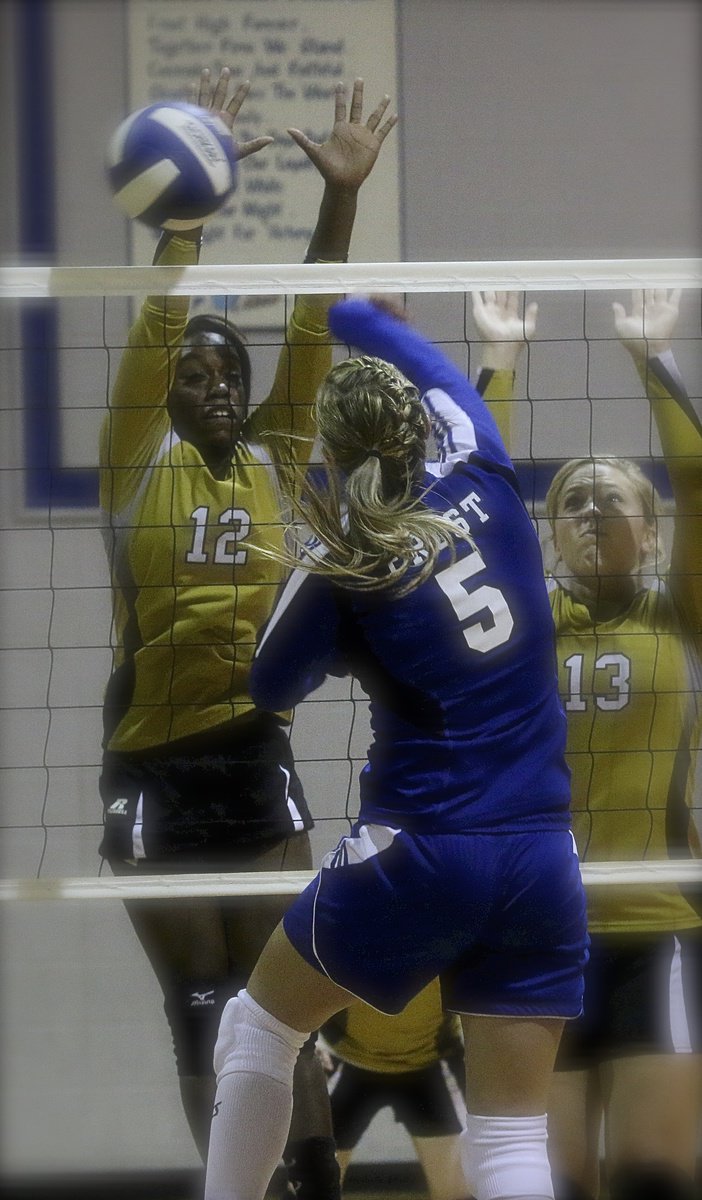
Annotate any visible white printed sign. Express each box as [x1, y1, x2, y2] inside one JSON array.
[[126, 0, 400, 326]]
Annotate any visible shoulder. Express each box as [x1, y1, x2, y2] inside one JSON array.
[[633, 577, 678, 627]]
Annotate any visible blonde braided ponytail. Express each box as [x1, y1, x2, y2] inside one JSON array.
[[288, 356, 472, 595]]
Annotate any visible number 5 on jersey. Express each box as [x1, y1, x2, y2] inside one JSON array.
[[435, 546, 514, 653]]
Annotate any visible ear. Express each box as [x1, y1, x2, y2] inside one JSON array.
[[549, 523, 564, 571], [640, 519, 657, 566], [550, 519, 561, 555]]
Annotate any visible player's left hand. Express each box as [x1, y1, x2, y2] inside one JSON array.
[[367, 293, 408, 322], [287, 78, 398, 191], [612, 288, 681, 360]]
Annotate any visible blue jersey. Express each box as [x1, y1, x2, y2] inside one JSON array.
[[251, 298, 571, 835]]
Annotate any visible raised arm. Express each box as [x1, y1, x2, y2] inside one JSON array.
[[291, 78, 397, 266], [252, 81, 398, 470], [614, 288, 702, 638], [251, 569, 346, 712], [101, 71, 271, 509], [471, 290, 538, 451], [329, 296, 514, 474]]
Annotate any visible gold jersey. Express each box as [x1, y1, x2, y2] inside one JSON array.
[[481, 356, 702, 935], [549, 578, 701, 933], [100, 236, 333, 753], [323, 978, 463, 1074]]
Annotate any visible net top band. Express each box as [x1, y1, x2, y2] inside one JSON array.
[[1, 258, 701, 298]]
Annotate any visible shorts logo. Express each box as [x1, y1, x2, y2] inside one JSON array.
[[190, 989, 215, 1006], [107, 798, 129, 816], [330, 842, 349, 869], [326, 824, 401, 870]]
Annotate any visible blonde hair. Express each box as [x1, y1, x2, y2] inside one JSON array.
[[545, 456, 663, 575], [287, 356, 471, 595]]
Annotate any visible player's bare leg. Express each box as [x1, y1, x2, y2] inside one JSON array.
[[459, 1013, 564, 1200]]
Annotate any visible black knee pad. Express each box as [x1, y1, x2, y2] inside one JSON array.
[[553, 1178, 596, 1200], [163, 981, 230, 1077], [297, 1030, 318, 1060], [608, 1162, 699, 1200], [283, 1136, 341, 1200]]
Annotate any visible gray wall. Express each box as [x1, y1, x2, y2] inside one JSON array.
[[1, 0, 700, 1182]]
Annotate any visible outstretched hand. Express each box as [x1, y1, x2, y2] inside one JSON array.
[[472, 291, 538, 371], [288, 78, 398, 192], [473, 290, 538, 342], [612, 288, 681, 359], [192, 68, 274, 160], [367, 294, 408, 322]]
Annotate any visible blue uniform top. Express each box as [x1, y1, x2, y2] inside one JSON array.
[[251, 298, 571, 835]]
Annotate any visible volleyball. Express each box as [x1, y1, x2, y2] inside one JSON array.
[[106, 102, 238, 230]]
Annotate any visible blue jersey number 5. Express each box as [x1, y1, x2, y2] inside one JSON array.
[[435, 547, 514, 653]]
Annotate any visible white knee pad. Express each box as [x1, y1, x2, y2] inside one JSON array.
[[213, 988, 307, 1087], [460, 1112, 554, 1200]]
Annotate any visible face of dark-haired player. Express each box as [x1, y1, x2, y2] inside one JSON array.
[[168, 333, 247, 477]]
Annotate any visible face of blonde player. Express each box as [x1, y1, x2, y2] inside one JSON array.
[[553, 462, 655, 584]]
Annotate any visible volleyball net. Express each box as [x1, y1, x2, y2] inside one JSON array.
[[1, 257, 701, 903]]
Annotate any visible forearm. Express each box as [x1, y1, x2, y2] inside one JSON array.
[[274, 183, 359, 329], [252, 574, 343, 709], [305, 183, 358, 264], [114, 235, 199, 398], [253, 302, 332, 458], [330, 297, 465, 396], [145, 230, 202, 319], [477, 368, 515, 454], [637, 352, 702, 478], [479, 343, 524, 372], [102, 234, 200, 491], [639, 352, 702, 638]]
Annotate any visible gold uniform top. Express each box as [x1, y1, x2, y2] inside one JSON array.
[[481, 357, 702, 935], [323, 979, 463, 1074], [100, 235, 332, 754]]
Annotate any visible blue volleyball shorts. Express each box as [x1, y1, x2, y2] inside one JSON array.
[[283, 823, 589, 1017]]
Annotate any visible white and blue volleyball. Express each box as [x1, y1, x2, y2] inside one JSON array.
[[107, 103, 237, 230]]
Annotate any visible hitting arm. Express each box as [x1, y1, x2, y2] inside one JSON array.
[[614, 289, 702, 641]]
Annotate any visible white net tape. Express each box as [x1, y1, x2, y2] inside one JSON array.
[[0, 859, 701, 902], [1, 257, 701, 298]]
